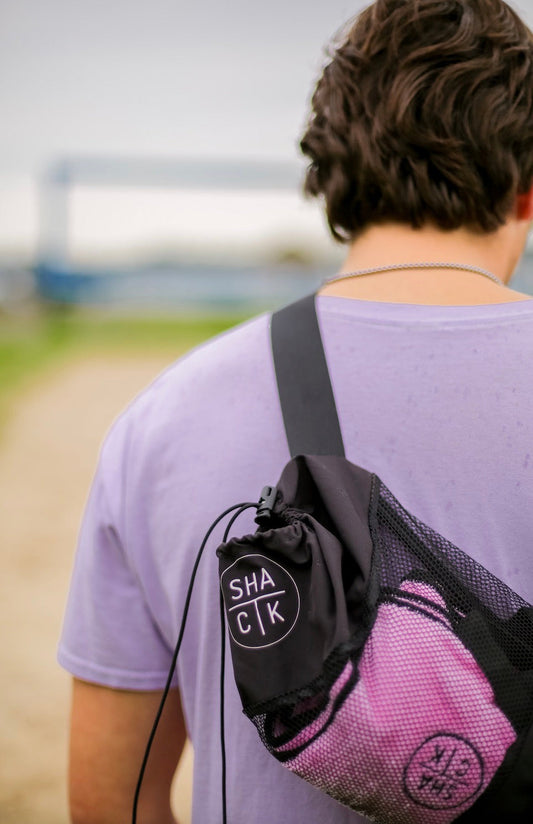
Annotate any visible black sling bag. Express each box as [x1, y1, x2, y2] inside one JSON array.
[[217, 293, 533, 823], [134, 294, 533, 824]]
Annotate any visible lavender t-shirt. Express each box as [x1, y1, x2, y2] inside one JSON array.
[[58, 295, 533, 823]]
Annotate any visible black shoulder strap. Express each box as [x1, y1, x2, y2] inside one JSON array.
[[271, 293, 345, 458]]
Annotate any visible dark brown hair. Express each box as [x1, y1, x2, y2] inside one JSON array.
[[300, 0, 533, 240]]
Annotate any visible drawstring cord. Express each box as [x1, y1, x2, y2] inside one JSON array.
[[132, 501, 260, 824], [219, 503, 259, 824]]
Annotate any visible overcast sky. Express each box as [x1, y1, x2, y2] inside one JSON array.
[[0, 0, 370, 256], [0, 0, 367, 177]]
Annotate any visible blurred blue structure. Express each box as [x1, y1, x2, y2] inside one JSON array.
[[37, 156, 324, 311], [36, 156, 533, 308], [507, 254, 533, 295]]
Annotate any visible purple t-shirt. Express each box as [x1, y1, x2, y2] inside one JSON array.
[[58, 295, 533, 823]]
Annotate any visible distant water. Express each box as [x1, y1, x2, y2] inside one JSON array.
[[34, 262, 325, 312], [2, 255, 533, 312], [508, 255, 533, 295]]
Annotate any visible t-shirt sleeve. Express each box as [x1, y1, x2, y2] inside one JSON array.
[[57, 421, 176, 690]]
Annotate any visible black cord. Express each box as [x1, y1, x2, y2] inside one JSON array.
[[132, 501, 257, 824], [223, 502, 259, 543], [219, 586, 228, 824], [217, 502, 258, 824]]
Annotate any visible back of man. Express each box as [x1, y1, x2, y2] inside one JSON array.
[[60, 294, 533, 822], [59, 1, 533, 822]]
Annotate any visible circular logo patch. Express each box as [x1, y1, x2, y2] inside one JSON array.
[[220, 554, 300, 649], [403, 733, 484, 810]]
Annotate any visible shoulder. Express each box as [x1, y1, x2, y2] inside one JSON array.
[[95, 311, 279, 502], [128, 310, 272, 433]]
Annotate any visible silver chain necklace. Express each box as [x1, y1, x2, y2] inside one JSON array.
[[324, 261, 505, 287]]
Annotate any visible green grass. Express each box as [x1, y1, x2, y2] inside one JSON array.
[[0, 307, 250, 415]]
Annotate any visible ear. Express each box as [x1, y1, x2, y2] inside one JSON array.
[[515, 186, 533, 221]]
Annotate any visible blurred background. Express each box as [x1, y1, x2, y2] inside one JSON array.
[[0, 0, 353, 316], [1, 0, 533, 822]]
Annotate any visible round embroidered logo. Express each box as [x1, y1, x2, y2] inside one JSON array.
[[403, 733, 484, 810], [220, 554, 300, 649]]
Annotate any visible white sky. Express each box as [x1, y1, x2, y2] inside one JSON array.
[[0, 0, 367, 258], [0, 0, 362, 173], [1, 0, 532, 260]]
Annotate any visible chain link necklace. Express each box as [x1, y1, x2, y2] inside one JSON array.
[[324, 261, 505, 287]]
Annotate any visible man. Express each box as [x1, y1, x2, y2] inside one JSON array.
[[59, 1, 533, 822]]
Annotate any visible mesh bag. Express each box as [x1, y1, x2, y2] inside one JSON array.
[[218, 454, 533, 823]]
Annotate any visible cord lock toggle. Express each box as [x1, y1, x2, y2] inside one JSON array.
[[255, 485, 278, 526]]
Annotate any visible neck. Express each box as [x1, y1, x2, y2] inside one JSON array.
[[320, 222, 531, 305]]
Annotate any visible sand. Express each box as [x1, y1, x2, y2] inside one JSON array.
[[0, 352, 193, 824]]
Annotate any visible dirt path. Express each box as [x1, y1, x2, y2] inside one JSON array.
[[0, 353, 193, 824]]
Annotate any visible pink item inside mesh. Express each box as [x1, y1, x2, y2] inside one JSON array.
[[277, 580, 516, 824]]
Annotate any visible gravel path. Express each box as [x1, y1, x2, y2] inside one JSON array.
[[0, 352, 192, 824]]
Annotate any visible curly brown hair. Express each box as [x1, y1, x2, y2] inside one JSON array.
[[300, 0, 533, 241]]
